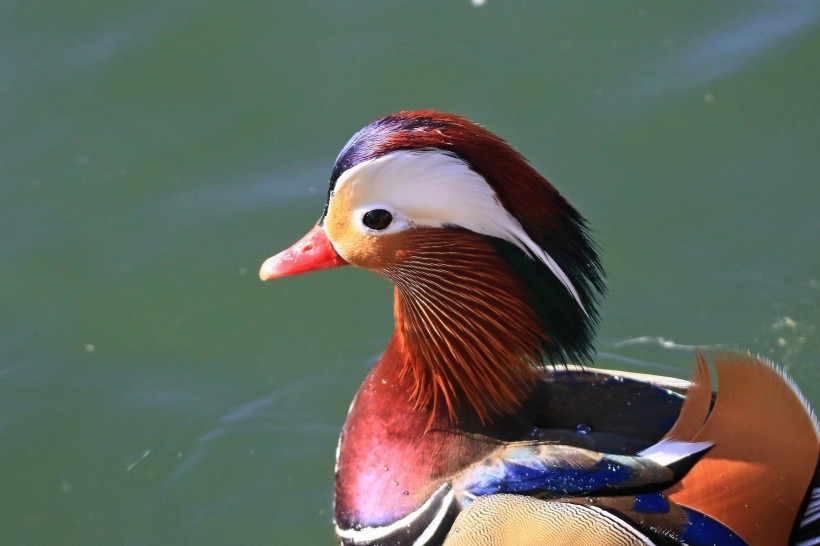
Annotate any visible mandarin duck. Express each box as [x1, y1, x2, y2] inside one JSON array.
[[259, 111, 820, 545]]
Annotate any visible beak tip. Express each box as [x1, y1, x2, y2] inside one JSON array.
[[258, 257, 278, 281]]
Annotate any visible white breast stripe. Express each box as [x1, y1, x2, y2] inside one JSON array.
[[584, 504, 655, 545], [332, 150, 586, 312], [413, 487, 456, 546], [335, 484, 455, 544]]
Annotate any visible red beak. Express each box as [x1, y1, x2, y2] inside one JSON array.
[[259, 224, 349, 281]]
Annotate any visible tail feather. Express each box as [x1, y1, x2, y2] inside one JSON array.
[[661, 348, 712, 442], [638, 439, 713, 474], [666, 352, 820, 546]]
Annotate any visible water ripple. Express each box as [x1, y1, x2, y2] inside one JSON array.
[[643, 3, 820, 95]]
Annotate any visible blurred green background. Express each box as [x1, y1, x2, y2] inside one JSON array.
[[2, 1, 818, 544]]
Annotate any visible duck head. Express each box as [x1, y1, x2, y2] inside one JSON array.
[[261, 111, 605, 423]]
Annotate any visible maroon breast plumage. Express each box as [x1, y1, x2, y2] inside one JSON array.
[[260, 111, 820, 546]]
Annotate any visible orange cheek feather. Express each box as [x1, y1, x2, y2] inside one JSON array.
[[323, 189, 411, 271], [328, 227, 413, 272]]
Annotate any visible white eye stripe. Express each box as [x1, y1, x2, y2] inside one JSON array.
[[332, 149, 585, 312]]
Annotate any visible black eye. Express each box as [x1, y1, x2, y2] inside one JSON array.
[[362, 209, 393, 231]]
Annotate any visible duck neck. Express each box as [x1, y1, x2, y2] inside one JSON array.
[[380, 229, 547, 424]]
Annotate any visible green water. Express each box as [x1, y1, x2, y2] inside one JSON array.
[[2, 2, 818, 544]]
